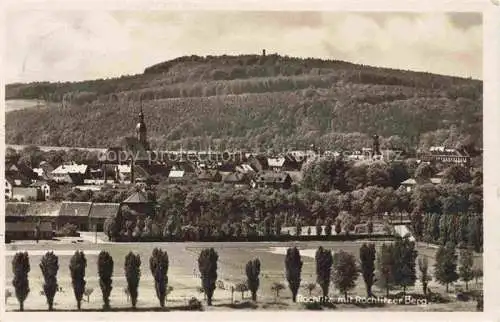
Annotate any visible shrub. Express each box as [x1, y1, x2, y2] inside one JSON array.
[[303, 301, 323, 310], [188, 297, 203, 310], [456, 292, 470, 302]]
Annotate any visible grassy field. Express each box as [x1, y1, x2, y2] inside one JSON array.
[[4, 240, 482, 312]]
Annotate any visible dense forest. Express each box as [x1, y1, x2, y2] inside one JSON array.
[[5, 54, 482, 150]]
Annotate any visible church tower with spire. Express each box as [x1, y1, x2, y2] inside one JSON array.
[[136, 101, 149, 150]]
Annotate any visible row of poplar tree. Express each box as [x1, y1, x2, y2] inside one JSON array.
[[10, 238, 481, 311], [414, 213, 483, 253]]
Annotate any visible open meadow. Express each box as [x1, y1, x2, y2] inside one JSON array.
[[5, 240, 482, 312]]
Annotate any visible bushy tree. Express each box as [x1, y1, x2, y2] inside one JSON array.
[[473, 267, 483, 285], [392, 236, 418, 296], [359, 243, 376, 297], [104, 217, 119, 241], [84, 287, 94, 303], [12, 252, 30, 311], [418, 256, 432, 297], [149, 248, 169, 308], [40, 251, 59, 311], [301, 156, 348, 192], [234, 282, 249, 300], [332, 250, 358, 300], [245, 258, 261, 301], [285, 247, 303, 302], [304, 282, 316, 296], [414, 162, 434, 184], [458, 248, 474, 291], [124, 252, 141, 309], [434, 243, 459, 292], [442, 165, 472, 184], [198, 248, 218, 306], [69, 251, 87, 310], [271, 282, 286, 302], [315, 246, 333, 297], [97, 251, 114, 310]]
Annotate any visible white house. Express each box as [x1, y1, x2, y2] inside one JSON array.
[[5, 179, 13, 200], [51, 163, 88, 184], [168, 170, 185, 179]]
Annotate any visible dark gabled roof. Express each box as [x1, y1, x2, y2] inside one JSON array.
[[16, 163, 38, 179], [176, 161, 196, 173], [5, 202, 30, 217], [27, 202, 61, 217], [58, 201, 92, 217], [255, 171, 291, 183], [146, 164, 171, 176], [222, 172, 249, 183], [123, 190, 151, 204], [134, 164, 151, 178], [248, 154, 269, 171], [31, 180, 49, 187], [6, 221, 52, 232], [89, 203, 120, 219], [197, 170, 221, 181], [6, 173, 31, 187], [5, 176, 15, 186]]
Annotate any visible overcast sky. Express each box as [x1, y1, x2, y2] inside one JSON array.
[[5, 11, 482, 83]]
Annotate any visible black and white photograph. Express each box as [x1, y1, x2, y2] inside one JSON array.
[[2, 2, 494, 318]]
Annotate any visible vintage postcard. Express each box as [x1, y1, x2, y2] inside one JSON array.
[[1, 0, 498, 321]]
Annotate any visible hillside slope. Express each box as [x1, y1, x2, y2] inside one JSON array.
[[5, 54, 482, 150]]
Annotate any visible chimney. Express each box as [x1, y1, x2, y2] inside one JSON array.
[[262, 49, 266, 57]]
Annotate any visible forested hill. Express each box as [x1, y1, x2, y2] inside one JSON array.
[[5, 54, 482, 150]]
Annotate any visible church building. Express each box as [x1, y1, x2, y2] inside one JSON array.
[[99, 102, 163, 184]]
